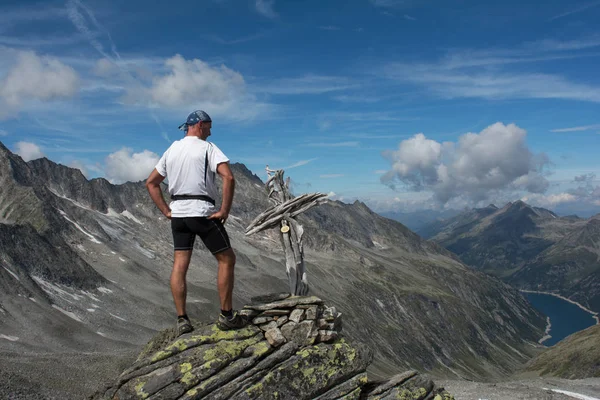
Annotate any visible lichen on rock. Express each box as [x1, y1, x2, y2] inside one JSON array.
[[91, 296, 454, 400]]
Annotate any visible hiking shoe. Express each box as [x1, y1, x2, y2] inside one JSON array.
[[177, 317, 193, 337], [217, 311, 248, 330]]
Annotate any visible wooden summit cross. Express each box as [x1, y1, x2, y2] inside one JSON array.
[[245, 166, 327, 296]]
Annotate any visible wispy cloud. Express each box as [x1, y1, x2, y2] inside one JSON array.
[[204, 32, 267, 45], [348, 133, 409, 139], [381, 40, 600, 103], [331, 94, 383, 103], [529, 36, 600, 52], [255, 0, 278, 18], [255, 75, 356, 95], [66, 0, 120, 61], [0, 5, 66, 28], [0, 129, 8, 136], [284, 158, 318, 169], [549, 1, 600, 21], [305, 141, 360, 148], [404, 14, 416, 20], [0, 34, 92, 47], [320, 174, 344, 178], [370, 0, 416, 8], [319, 111, 416, 122], [320, 25, 341, 31], [551, 124, 600, 132]]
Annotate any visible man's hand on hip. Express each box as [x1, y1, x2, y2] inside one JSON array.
[[208, 210, 228, 224]]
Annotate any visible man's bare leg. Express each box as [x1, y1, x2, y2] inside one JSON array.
[[215, 248, 236, 311], [172, 250, 192, 316]]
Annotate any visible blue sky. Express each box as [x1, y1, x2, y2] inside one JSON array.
[[0, 0, 599, 215]]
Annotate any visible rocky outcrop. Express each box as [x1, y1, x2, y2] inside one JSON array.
[[92, 296, 454, 400]]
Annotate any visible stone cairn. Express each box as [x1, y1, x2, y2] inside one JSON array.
[[245, 167, 327, 296], [240, 293, 342, 348]]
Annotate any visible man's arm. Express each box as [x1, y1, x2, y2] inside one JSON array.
[[208, 162, 234, 223], [146, 169, 171, 219]]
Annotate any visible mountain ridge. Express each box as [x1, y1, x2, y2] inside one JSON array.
[[0, 141, 547, 397], [422, 201, 600, 312]]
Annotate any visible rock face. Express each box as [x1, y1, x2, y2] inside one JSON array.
[[92, 297, 454, 400]]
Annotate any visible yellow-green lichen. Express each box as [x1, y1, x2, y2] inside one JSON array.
[[202, 335, 261, 361], [181, 371, 196, 386], [134, 381, 149, 399], [297, 348, 312, 358], [151, 350, 170, 363], [326, 365, 339, 379], [345, 387, 362, 400], [248, 340, 271, 357], [301, 367, 317, 385], [180, 362, 192, 374], [150, 325, 258, 364], [245, 382, 264, 396]]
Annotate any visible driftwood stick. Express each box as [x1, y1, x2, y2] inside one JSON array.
[[245, 166, 326, 295], [280, 226, 297, 294], [287, 219, 307, 295], [245, 193, 328, 235], [245, 215, 283, 235]]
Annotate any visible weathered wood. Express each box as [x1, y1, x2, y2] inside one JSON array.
[[245, 167, 326, 295], [245, 194, 327, 235]]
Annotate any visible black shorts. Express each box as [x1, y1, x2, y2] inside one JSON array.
[[171, 217, 231, 254]]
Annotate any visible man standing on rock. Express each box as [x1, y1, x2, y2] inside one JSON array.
[[146, 110, 248, 336]]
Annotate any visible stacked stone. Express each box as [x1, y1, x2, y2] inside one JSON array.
[[240, 293, 343, 348]]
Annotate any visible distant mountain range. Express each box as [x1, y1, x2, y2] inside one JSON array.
[[0, 140, 548, 396], [378, 209, 462, 233], [420, 200, 600, 312]]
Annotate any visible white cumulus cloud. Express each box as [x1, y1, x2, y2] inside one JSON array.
[[381, 122, 550, 204], [521, 193, 577, 208], [104, 148, 159, 183], [0, 50, 80, 119], [124, 54, 268, 121], [14, 141, 45, 161]]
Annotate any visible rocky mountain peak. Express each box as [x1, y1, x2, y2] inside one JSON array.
[[0, 140, 11, 155], [230, 162, 264, 184]]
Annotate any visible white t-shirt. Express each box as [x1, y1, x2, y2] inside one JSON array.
[[155, 136, 229, 218]]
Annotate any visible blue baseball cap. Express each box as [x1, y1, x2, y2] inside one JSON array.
[[178, 110, 212, 131]]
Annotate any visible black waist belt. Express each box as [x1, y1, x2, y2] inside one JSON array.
[[170, 195, 215, 205]]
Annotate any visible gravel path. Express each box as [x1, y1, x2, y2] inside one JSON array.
[[438, 377, 600, 400]]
